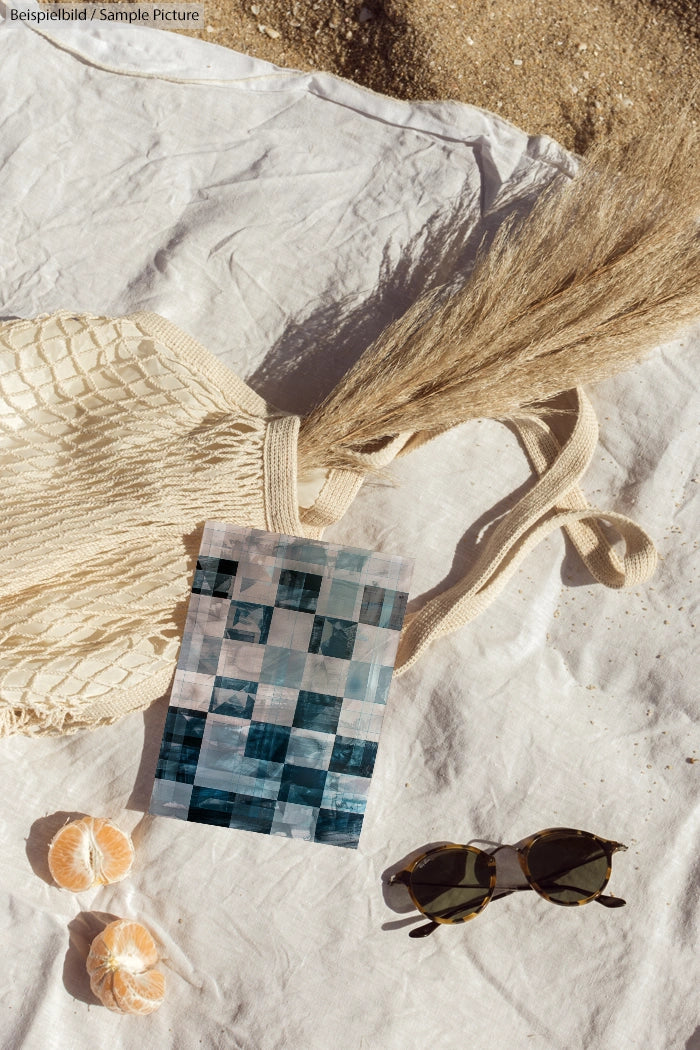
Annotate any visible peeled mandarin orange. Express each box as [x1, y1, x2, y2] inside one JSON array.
[[48, 816, 134, 891], [86, 918, 166, 1015]]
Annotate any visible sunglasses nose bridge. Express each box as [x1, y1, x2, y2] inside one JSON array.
[[490, 844, 531, 892]]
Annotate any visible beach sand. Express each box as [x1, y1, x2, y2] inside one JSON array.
[[181, 0, 696, 152]]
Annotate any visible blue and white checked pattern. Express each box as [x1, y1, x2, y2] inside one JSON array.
[[150, 522, 412, 848]]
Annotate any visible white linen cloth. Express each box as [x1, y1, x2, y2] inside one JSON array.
[[1, 7, 698, 1048]]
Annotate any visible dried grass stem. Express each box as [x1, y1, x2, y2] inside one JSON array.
[[298, 107, 699, 474]]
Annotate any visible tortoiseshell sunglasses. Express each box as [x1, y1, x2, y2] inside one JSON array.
[[390, 827, 627, 937]]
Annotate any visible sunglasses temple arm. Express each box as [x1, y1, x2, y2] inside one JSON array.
[[492, 885, 626, 907], [389, 870, 411, 886], [401, 888, 624, 937], [409, 920, 440, 939]]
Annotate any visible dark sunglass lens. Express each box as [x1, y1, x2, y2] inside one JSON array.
[[410, 849, 492, 922], [526, 833, 610, 904]]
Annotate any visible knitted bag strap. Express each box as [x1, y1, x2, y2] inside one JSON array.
[[393, 388, 657, 674], [513, 403, 657, 588], [269, 428, 412, 537]]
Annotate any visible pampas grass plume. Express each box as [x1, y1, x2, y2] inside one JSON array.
[[298, 104, 699, 473]]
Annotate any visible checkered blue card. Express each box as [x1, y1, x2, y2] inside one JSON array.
[[149, 522, 413, 848]]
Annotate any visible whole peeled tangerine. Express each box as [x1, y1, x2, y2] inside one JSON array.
[[48, 816, 134, 892], [86, 918, 166, 1014]]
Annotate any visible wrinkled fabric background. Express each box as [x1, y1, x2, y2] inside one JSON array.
[[1, 8, 698, 1049]]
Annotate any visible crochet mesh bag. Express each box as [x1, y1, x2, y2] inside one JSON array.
[[0, 310, 658, 736]]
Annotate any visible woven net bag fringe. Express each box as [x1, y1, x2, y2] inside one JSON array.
[[0, 310, 657, 737]]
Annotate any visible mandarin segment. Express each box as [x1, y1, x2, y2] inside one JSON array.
[[86, 919, 165, 1015], [112, 969, 166, 1015], [48, 816, 134, 891], [99, 918, 160, 969], [96, 826, 136, 886], [47, 821, 94, 891]]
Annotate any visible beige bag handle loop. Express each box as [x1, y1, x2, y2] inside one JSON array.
[[296, 434, 413, 536], [283, 387, 656, 675], [267, 419, 413, 537], [512, 407, 657, 589], [393, 388, 657, 674]]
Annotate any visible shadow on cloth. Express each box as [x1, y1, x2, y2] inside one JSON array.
[[403, 463, 598, 621], [246, 187, 545, 417], [126, 693, 171, 814]]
